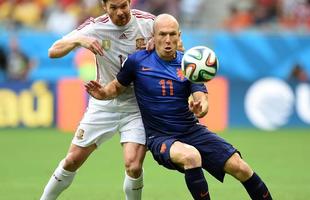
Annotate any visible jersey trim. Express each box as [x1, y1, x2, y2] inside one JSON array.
[[132, 9, 155, 20], [77, 17, 96, 30], [97, 15, 109, 24]]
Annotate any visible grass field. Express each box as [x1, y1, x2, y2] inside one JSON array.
[[0, 128, 309, 200]]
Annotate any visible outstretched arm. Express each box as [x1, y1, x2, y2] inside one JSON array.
[[48, 35, 104, 58], [85, 79, 126, 100], [189, 91, 209, 118]]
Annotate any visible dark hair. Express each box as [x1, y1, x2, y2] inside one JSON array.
[[102, 0, 130, 3]]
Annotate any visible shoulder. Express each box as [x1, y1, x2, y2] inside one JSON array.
[[95, 14, 110, 24], [76, 14, 110, 31], [128, 50, 151, 59], [177, 50, 184, 57], [128, 50, 151, 62], [176, 50, 184, 63], [131, 9, 155, 21], [76, 17, 96, 30]]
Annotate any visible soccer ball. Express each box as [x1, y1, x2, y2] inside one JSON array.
[[181, 46, 219, 83]]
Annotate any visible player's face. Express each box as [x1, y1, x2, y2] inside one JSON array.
[[154, 21, 180, 61], [103, 0, 131, 26]]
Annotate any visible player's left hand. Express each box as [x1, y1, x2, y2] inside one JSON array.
[[177, 38, 185, 52], [146, 37, 155, 51], [189, 100, 207, 118], [189, 100, 202, 116], [85, 80, 106, 100]]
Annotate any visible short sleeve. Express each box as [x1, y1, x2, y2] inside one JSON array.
[[190, 82, 208, 94], [117, 56, 136, 86]]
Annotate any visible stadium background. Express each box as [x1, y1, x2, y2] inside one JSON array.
[[0, 0, 309, 199]]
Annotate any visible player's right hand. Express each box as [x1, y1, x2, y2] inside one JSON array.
[[78, 36, 104, 56], [85, 80, 106, 100]]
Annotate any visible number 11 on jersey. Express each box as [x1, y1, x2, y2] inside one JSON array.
[[159, 79, 174, 96]]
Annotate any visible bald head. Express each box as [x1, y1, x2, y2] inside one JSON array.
[[153, 14, 180, 34]]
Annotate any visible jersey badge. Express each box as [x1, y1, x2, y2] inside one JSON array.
[[75, 129, 85, 140], [101, 39, 111, 51], [177, 68, 185, 81]]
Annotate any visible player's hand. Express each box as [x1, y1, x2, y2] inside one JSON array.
[[177, 38, 185, 52], [189, 100, 202, 116], [189, 100, 206, 118], [85, 80, 106, 100], [146, 37, 155, 51], [78, 36, 104, 56]]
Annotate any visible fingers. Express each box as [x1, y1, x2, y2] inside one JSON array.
[[189, 100, 202, 114], [192, 101, 202, 110], [93, 41, 104, 56], [84, 80, 97, 91], [82, 37, 104, 56], [189, 100, 194, 108], [146, 38, 155, 51], [90, 80, 102, 88], [189, 100, 194, 112], [84, 83, 91, 91], [89, 41, 104, 56], [84, 81, 105, 100], [86, 80, 100, 88]]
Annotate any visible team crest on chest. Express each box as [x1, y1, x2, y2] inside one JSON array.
[[101, 39, 111, 51], [177, 68, 185, 81]]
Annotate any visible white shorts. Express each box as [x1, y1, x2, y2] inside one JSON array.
[[72, 107, 146, 147]]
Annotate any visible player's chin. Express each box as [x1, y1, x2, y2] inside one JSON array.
[[115, 18, 128, 26], [163, 49, 174, 56]]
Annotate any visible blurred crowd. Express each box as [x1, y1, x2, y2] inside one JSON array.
[[224, 0, 310, 31], [0, 35, 35, 81], [0, 0, 310, 34], [0, 0, 102, 34]]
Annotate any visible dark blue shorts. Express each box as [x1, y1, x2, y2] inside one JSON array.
[[147, 125, 238, 182]]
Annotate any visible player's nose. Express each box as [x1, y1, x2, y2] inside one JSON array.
[[116, 9, 123, 16], [165, 35, 171, 43]]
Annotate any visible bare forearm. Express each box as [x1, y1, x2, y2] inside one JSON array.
[[48, 37, 80, 58], [49, 35, 104, 58], [86, 80, 125, 100], [101, 80, 124, 99]]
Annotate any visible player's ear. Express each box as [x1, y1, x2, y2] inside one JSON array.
[[101, 0, 107, 12], [177, 32, 185, 52]]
